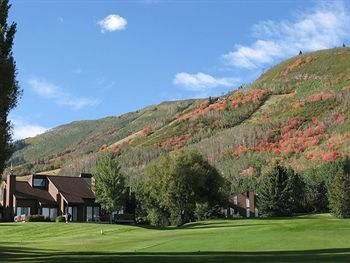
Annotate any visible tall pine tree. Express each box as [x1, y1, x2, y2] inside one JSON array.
[[288, 171, 306, 213], [258, 163, 293, 217], [0, 0, 22, 175], [329, 159, 350, 218]]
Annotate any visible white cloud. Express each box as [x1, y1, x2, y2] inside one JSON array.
[[98, 14, 127, 33], [223, 1, 350, 69], [11, 119, 48, 140], [28, 78, 100, 110], [173, 72, 239, 91]]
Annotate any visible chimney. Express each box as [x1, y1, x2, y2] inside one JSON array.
[[5, 171, 16, 219]]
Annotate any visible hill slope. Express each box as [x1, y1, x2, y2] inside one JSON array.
[[10, 48, 350, 181]]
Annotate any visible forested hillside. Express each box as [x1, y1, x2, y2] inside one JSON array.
[[10, 48, 350, 185]]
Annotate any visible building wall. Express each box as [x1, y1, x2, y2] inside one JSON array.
[[48, 180, 59, 202], [59, 194, 65, 216], [237, 193, 247, 217], [4, 174, 15, 220], [230, 191, 258, 218], [77, 205, 84, 222]]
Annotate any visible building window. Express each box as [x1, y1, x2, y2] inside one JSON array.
[[86, 206, 100, 222], [246, 197, 250, 208], [50, 208, 57, 220], [41, 207, 57, 221], [93, 207, 100, 220], [230, 208, 235, 215], [42, 207, 50, 217], [233, 196, 238, 205], [87, 206, 93, 221], [16, 207, 31, 216], [33, 178, 46, 187], [83, 177, 91, 185], [65, 206, 78, 222]]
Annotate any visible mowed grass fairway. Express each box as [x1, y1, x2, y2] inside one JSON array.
[[1, 214, 350, 262]]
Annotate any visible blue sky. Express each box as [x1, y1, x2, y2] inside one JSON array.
[[8, 0, 350, 139]]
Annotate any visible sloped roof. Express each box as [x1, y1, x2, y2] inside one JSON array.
[[47, 176, 95, 204], [15, 182, 56, 205]]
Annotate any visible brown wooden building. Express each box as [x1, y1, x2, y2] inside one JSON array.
[[0, 173, 100, 222], [228, 191, 259, 218]]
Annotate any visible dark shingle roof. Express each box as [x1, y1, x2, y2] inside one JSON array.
[[47, 176, 95, 204], [15, 182, 56, 204]]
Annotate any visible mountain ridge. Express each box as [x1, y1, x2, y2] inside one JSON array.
[[10, 48, 350, 183]]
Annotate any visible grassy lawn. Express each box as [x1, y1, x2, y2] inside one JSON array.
[[1, 214, 350, 262]]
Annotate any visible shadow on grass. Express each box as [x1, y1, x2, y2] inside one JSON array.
[[137, 221, 267, 231], [136, 214, 331, 231], [0, 223, 22, 227], [1, 247, 350, 263]]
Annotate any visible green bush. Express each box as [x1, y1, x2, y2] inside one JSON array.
[[195, 202, 209, 220], [56, 215, 65, 222], [28, 215, 47, 222]]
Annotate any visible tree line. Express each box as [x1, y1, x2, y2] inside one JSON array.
[[255, 159, 350, 218], [94, 149, 228, 226], [94, 148, 350, 227]]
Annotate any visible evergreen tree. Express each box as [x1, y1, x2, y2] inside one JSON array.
[[288, 170, 306, 213], [93, 151, 126, 217], [258, 163, 293, 217], [329, 159, 350, 218], [306, 180, 329, 212], [0, 0, 22, 176]]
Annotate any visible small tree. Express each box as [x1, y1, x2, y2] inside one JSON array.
[[258, 163, 293, 217], [329, 159, 350, 218], [93, 151, 126, 220]]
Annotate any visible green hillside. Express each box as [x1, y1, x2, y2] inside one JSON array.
[[10, 48, 350, 181], [1, 215, 350, 262]]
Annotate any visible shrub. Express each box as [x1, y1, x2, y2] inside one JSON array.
[[56, 215, 65, 222], [195, 202, 209, 220], [28, 215, 47, 222], [206, 204, 226, 219]]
